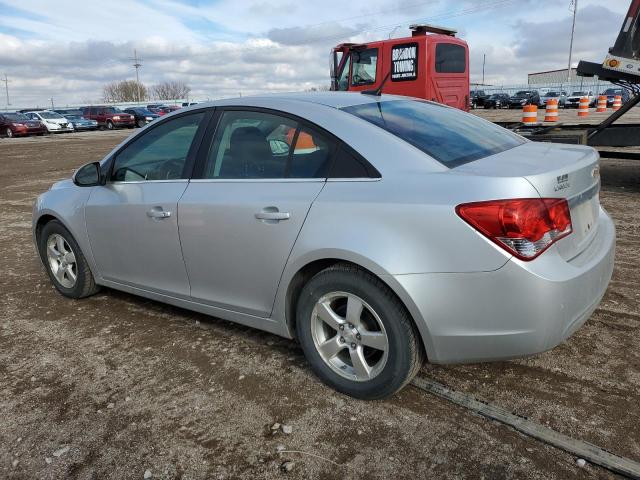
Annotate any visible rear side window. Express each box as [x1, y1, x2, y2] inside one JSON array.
[[329, 146, 378, 178], [341, 100, 525, 168], [435, 43, 465, 73]]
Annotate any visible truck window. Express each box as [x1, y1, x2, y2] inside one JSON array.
[[435, 44, 465, 73], [337, 54, 351, 91], [351, 48, 378, 86]]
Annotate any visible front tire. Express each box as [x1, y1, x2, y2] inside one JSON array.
[[5, 127, 13, 138], [106, 120, 114, 130], [296, 264, 424, 400], [38, 220, 100, 299]]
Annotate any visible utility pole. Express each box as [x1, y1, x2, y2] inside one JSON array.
[[50, 98, 54, 110], [482, 53, 486, 85], [131, 49, 143, 103], [567, 0, 578, 83], [2, 74, 10, 107]]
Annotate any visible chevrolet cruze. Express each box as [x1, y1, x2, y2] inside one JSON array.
[[33, 93, 615, 399]]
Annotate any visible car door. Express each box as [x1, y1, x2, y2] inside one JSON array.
[[178, 109, 333, 317], [84, 110, 208, 296]]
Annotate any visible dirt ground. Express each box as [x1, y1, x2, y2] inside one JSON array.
[[1, 130, 638, 480]]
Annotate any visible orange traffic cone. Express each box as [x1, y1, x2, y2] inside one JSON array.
[[544, 99, 558, 123], [522, 104, 538, 124], [577, 97, 589, 117], [612, 95, 622, 111], [596, 95, 607, 113]]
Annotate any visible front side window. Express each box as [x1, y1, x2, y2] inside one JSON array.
[[111, 112, 204, 182], [351, 48, 378, 86], [203, 110, 335, 179], [435, 43, 466, 73], [341, 100, 525, 168]]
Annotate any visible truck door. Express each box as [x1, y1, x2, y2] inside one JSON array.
[[427, 41, 469, 111]]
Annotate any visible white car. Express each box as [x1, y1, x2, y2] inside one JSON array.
[[565, 91, 595, 108], [25, 111, 74, 133]]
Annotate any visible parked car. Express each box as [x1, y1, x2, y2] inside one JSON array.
[[33, 92, 615, 399], [507, 90, 541, 108], [25, 111, 74, 133], [54, 109, 98, 131], [483, 93, 510, 109], [470, 90, 487, 109], [539, 91, 567, 108], [0, 111, 47, 137], [601, 87, 630, 106], [123, 108, 160, 128], [81, 106, 135, 129], [147, 106, 169, 116], [565, 91, 595, 108]]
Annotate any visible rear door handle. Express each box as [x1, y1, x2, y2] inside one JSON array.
[[147, 208, 171, 219]]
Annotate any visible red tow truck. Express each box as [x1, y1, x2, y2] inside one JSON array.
[[330, 24, 470, 111]]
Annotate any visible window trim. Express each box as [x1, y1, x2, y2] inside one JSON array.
[[106, 107, 213, 184], [190, 106, 380, 181]]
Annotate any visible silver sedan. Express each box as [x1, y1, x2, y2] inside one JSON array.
[[33, 93, 615, 399]]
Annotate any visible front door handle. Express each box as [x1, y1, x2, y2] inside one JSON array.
[[147, 208, 171, 219], [255, 208, 290, 222]]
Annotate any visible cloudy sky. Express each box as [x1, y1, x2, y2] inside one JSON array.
[[0, 0, 632, 107]]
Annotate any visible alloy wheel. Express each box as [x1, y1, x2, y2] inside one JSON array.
[[311, 292, 389, 382], [46, 233, 78, 288], [6, 128, 12, 138]]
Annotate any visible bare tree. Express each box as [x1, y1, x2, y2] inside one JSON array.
[[152, 81, 191, 100], [103, 80, 148, 103]]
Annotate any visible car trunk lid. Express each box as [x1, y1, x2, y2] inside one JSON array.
[[454, 141, 601, 261]]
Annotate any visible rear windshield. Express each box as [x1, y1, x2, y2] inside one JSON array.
[[340, 100, 525, 168]]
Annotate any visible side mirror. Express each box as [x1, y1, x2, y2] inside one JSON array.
[[73, 161, 103, 187]]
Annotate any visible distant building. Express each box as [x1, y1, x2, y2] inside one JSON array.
[[528, 68, 579, 84]]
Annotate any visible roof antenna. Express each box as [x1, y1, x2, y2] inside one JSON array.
[[361, 72, 391, 96]]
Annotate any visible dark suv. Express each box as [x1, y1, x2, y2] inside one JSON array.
[[81, 106, 135, 130], [470, 90, 488, 109]]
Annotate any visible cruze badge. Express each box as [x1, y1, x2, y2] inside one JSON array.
[[555, 173, 570, 192]]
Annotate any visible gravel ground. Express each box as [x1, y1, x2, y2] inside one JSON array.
[[1, 130, 638, 479]]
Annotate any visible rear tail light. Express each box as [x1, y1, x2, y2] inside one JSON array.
[[456, 198, 572, 260]]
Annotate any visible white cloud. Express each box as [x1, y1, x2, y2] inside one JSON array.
[[0, 0, 630, 107]]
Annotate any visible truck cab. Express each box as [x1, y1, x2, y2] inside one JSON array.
[[330, 24, 470, 111]]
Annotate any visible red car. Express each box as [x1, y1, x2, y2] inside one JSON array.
[[0, 112, 47, 137], [81, 106, 135, 130]]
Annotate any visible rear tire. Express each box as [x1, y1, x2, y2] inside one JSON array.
[[106, 121, 114, 130], [137, 119, 145, 128], [38, 220, 100, 299], [296, 263, 424, 400]]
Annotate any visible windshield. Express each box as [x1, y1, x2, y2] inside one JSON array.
[[603, 89, 622, 95], [571, 91, 587, 96], [545, 92, 559, 97], [3, 113, 29, 121], [136, 109, 156, 115], [104, 107, 122, 114], [39, 111, 64, 119], [489, 94, 503, 99], [340, 100, 525, 168], [514, 91, 532, 96]]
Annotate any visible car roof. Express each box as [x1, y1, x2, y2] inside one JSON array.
[[197, 91, 415, 110]]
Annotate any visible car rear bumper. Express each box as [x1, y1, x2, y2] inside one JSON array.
[[393, 207, 615, 364]]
